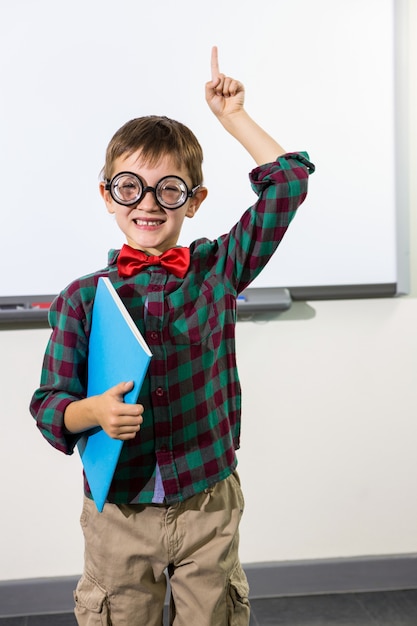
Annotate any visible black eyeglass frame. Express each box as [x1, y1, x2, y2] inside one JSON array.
[[105, 171, 200, 210]]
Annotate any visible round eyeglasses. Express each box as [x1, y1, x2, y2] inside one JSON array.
[[105, 172, 200, 210]]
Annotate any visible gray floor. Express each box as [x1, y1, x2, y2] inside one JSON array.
[[250, 590, 417, 625], [1, 590, 417, 625]]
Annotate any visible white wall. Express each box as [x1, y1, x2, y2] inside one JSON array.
[[237, 297, 417, 562], [0, 1, 415, 582]]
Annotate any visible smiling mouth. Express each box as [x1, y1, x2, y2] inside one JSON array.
[[134, 219, 164, 227]]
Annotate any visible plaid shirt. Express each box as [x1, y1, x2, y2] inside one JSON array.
[[30, 153, 314, 504]]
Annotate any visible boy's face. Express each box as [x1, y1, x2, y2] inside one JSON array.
[[100, 151, 207, 255]]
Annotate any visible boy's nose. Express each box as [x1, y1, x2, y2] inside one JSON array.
[[138, 187, 159, 209]]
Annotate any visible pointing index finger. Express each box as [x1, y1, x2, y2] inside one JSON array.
[[211, 45, 220, 81]]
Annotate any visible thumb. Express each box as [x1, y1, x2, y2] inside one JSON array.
[[111, 380, 134, 399]]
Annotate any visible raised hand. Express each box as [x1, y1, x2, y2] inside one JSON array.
[[205, 46, 245, 120], [204, 45, 285, 164]]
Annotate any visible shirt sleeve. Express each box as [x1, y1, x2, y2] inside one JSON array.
[[215, 151, 315, 293], [29, 289, 90, 455]]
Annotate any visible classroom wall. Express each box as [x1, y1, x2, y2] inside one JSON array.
[[0, 2, 415, 582]]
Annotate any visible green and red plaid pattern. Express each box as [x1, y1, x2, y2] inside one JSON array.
[[30, 153, 314, 504]]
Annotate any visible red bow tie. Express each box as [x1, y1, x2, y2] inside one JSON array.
[[117, 244, 190, 279]]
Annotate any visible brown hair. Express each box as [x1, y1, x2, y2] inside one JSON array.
[[101, 115, 204, 187]]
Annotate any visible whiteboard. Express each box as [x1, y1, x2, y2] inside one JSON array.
[[0, 0, 406, 305]]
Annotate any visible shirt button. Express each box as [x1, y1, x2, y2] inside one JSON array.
[[150, 331, 158, 341], [155, 387, 164, 397], [160, 444, 168, 453]]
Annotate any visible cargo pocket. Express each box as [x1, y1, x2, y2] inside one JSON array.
[[74, 573, 110, 625], [226, 562, 251, 626]]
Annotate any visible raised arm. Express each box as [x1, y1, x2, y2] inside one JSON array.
[[205, 46, 286, 166]]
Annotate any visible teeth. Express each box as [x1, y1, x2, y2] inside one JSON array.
[[136, 219, 163, 226]]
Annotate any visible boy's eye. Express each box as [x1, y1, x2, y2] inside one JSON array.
[[116, 177, 140, 199], [121, 182, 136, 190], [159, 179, 185, 202], [164, 185, 180, 195]]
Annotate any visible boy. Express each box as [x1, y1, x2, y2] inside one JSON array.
[[30, 47, 314, 625]]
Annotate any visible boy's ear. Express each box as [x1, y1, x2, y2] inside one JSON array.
[[99, 181, 115, 214], [186, 186, 208, 218]]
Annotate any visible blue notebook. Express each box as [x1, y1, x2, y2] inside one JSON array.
[[77, 276, 152, 512]]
